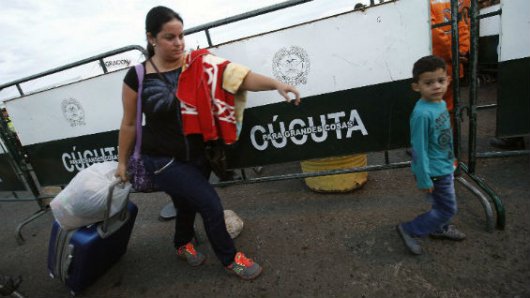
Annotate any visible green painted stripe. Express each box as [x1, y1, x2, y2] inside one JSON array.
[[228, 79, 416, 168], [0, 154, 25, 191], [478, 35, 499, 66], [24, 131, 119, 186], [497, 57, 530, 137]]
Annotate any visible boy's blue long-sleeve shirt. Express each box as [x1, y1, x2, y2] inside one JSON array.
[[410, 99, 454, 189]]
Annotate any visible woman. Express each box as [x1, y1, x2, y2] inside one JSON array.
[[115, 6, 300, 280]]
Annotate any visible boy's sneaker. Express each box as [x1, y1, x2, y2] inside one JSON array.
[[430, 225, 466, 241], [225, 252, 262, 280], [396, 224, 423, 255], [176, 242, 206, 266]]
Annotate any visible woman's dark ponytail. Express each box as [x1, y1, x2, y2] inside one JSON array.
[[146, 43, 155, 58]]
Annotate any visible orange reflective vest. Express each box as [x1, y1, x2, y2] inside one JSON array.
[[431, 0, 470, 78]]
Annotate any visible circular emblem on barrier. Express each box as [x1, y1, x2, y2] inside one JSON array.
[[61, 98, 85, 127], [272, 46, 310, 86]]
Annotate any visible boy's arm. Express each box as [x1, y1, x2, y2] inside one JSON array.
[[411, 114, 434, 191]]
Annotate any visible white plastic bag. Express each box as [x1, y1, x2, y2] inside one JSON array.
[[50, 161, 132, 230], [224, 210, 244, 239]]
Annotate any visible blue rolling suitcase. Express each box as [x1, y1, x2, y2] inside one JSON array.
[[47, 181, 138, 295]]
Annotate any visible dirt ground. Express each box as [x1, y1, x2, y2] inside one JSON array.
[[1, 82, 529, 297]]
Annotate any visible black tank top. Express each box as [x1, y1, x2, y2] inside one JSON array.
[[123, 64, 204, 160]]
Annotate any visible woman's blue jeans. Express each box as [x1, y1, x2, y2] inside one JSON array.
[[142, 154, 236, 266], [403, 174, 458, 237]]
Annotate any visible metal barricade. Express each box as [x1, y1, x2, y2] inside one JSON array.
[[3, 0, 521, 244]]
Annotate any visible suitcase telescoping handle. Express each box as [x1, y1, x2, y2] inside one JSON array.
[[98, 179, 130, 238]]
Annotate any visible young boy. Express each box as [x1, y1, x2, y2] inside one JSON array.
[[397, 55, 466, 255]]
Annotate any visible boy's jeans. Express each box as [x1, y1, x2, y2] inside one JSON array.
[[142, 154, 236, 266], [403, 174, 457, 237]]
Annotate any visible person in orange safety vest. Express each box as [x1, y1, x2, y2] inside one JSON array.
[[431, 0, 470, 123]]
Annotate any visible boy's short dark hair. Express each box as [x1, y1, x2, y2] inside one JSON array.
[[412, 55, 446, 82]]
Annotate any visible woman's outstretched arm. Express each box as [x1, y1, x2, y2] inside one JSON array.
[[240, 71, 301, 105]]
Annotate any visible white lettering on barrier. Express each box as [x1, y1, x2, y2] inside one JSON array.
[[61, 146, 118, 172], [250, 109, 368, 151]]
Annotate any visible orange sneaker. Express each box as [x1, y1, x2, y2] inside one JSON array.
[[225, 252, 262, 280], [176, 242, 206, 267]]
